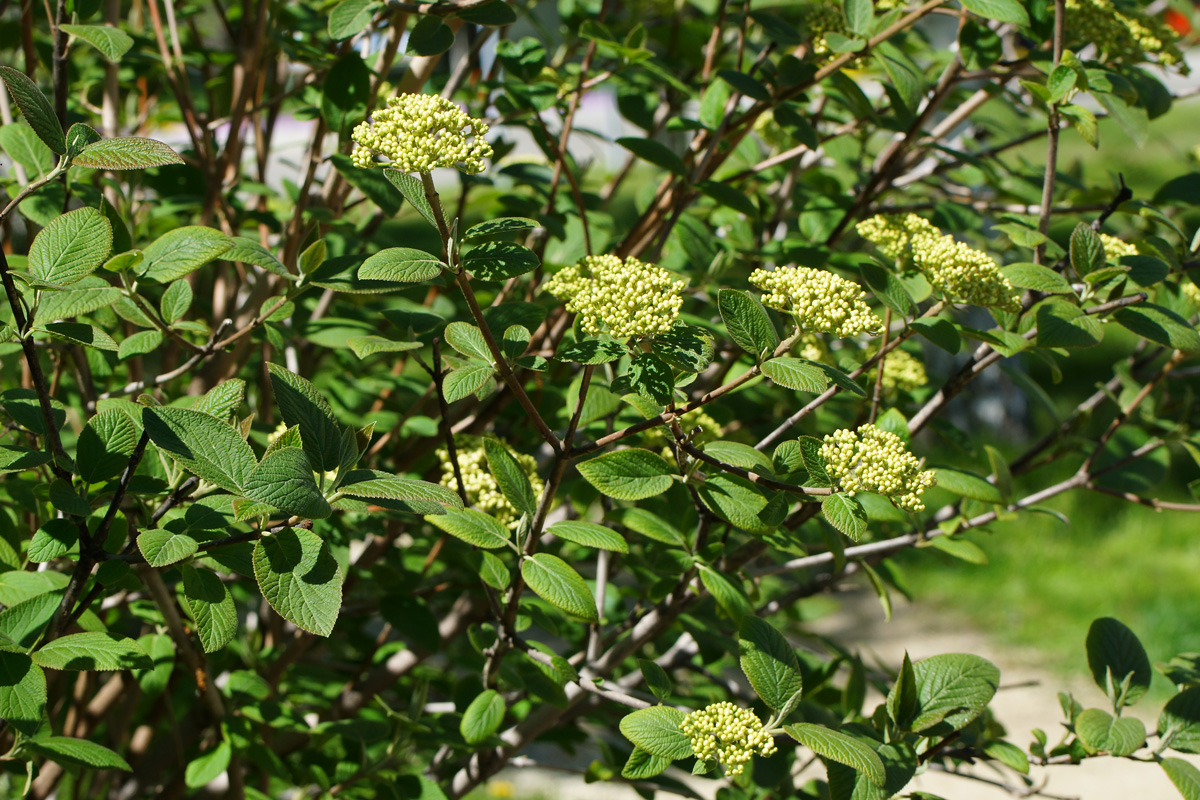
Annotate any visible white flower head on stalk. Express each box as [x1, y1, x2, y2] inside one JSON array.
[[751, 266, 881, 337], [680, 702, 778, 776], [543, 254, 687, 340], [437, 437, 543, 529], [819, 423, 935, 512], [857, 213, 1020, 312], [351, 93, 493, 174]]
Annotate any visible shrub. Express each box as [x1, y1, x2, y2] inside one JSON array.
[[2, 0, 1200, 797]]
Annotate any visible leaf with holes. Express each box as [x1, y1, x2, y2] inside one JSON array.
[[253, 528, 343, 636]]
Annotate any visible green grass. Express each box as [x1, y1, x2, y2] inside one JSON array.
[[901, 490, 1200, 687]]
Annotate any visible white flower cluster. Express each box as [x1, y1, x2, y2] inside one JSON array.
[[680, 702, 778, 776], [1099, 233, 1137, 261], [880, 348, 927, 392], [350, 94, 493, 174], [543, 254, 687, 340], [436, 437, 543, 528], [751, 266, 881, 337], [857, 214, 1020, 312], [1066, 0, 1185, 69], [819, 424, 935, 512]]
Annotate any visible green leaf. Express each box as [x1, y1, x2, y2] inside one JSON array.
[[620, 352, 675, 406], [195, 380, 246, 420], [28, 736, 131, 770], [73, 137, 183, 170], [983, 740, 1029, 774], [844, 0, 874, 36], [908, 653, 1000, 734], [616, 136, 686, 176], [823, 494, 870, 540], [1113, 304, 1200, 351], [651, 326, 714, 373], [59, 23, 133, 61], [0, 651, 46, 734], [860, 261, 916, 318], [622, 747, 671, 780], [64, 122, 101, 158], [243, 446, 332, 519], [0, 591, 59, 649], [615, 508, 686, 546], [339, 469, 462, 513], [1075, 708, 1145, 755], [786, 723, 885, 786], [931, 468, 1002, 503], [444, 364, 494, 403], [639, 659, 672, 701], [558, 338, 627, 364], [460, 689, 505, 745], [1087, 617, 1151, 705], [960, 0, 1029, 25], [38, 321, 117, 351], [521, 554, 599, 623], [619, 706, 692, 760], [425, 507, 511, 549], [32, 632, 152, 671], [137, 528, 198, 567], [77, 409, 137, 484], [1001, 262, 1073, 294], [0, 65, 65, 154], [456, 0, 517, 24], [322, 53, 371, 136], [182, 565, 237, 653], [719, 289, 779, 360], [577, 449, 674, 501], [29, 519, 78, 562], [118, 329, 163, 360], [1070, 224, 1105, 276], [382, 169, 439, 229], [1160, 686, 1200, 753], [0, 445, 51, 475], [698, 564, 752, 622], [1097, 92, 1149, 148], [28, 206, 113, 285], [358, 247, 446, 283], [253, 528, 343, 637], [346, 336, 422, 359], [739, 616, 803, 713], [407, 16, 454, 56], [547, 520, 628, 552], [185, 740, 231, 789], [223, 237, 290, 279], [462, 242, 540, 282], [266, 363, 345, 474], [143, 406, 257, 493], [483, 438, 537, 517], [926, 535, 988, 565], [1060, 103, 1098, 147], [159, 279, 193, 325], [1036, 299, 1102, 349], [0, 122, 53, 177], [445, 321, 493, 362], [1047, 65, 1077, 104], [464, 217, 538, 243], [1163, 757, 1200, 800], [696, 474, 778, 535], [696, 180, 759, 218], [762, 357, 829, 393], [328, 0, 381, 39], [140, 226, 232, 283]]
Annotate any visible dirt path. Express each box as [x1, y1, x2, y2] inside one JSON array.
[[491, 588, 1197, 800]]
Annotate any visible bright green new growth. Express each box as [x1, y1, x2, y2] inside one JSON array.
[[750, 266, 881, 337], [1066, 0, 1186, 69], [438, 437, 544, 528], [350, 93, 493, 173], [857, 213, 1021, 312], [679, 701, 778, 776], [543, 254, 687, 339], [819, 424, 935, 512]]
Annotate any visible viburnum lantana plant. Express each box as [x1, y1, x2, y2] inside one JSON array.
[[2, 0, 1200, 798]]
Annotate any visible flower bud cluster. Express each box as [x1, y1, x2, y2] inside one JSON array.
[[1066, 0, 1185, 69], [1098, 233, 1137, 261], [857, 214, 1020, 312], [819, 424, 935, 512], [798, 333, 831, 364], [680, 702, 778, 776], [796, 0, 904, 59], [1183, 281, 1200, 308], [351, 94, 493, 174], [436, 437, 543, 528], [880, 348, 927, 392], [751, 266, 881, 337], [543, 254, 687, 340]]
